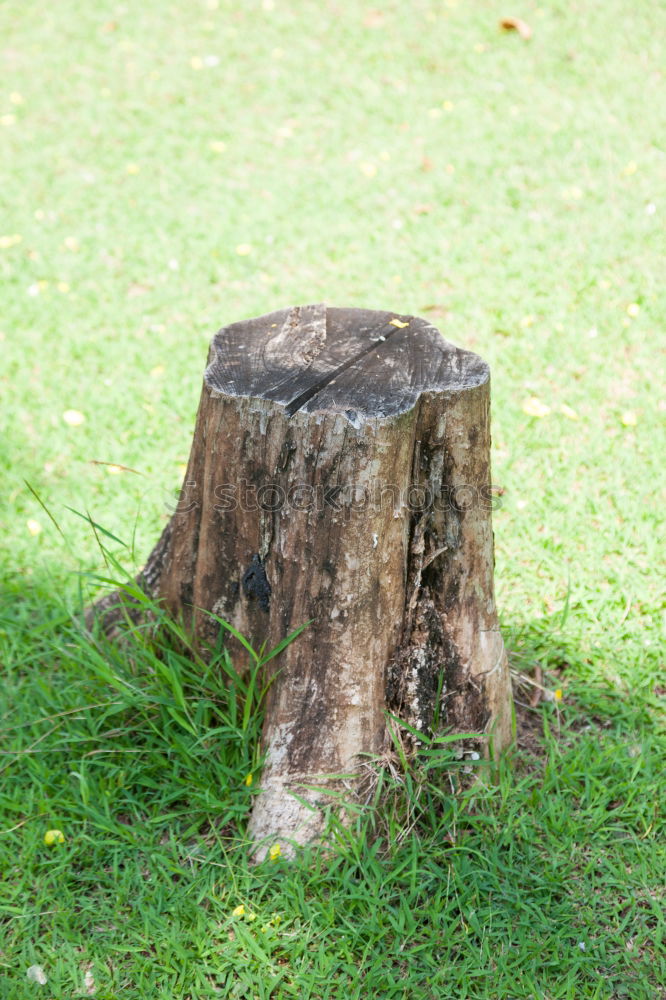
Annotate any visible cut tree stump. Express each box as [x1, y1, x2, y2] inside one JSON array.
[[91, 303, 514, 856]]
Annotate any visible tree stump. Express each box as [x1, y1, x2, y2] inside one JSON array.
[[95, 303, 513, 854]]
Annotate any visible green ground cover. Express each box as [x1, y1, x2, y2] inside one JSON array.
[[1, 0, 664, 996]]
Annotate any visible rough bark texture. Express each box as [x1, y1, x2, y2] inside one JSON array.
[[90, 304, 513, 855]]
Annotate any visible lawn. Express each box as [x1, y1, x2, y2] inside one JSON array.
[[1, 0, 664, 997]]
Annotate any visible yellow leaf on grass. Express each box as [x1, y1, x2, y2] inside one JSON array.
[[389, 318, 409, 329], [44, 829, 65, 845], [559, 404, 579, 420], [0, 234, 22, 249], [63, 409, 85, 426], [522, 397, 550, 418]]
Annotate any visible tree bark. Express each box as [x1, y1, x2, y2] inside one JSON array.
[[91, 304, 513, 855]]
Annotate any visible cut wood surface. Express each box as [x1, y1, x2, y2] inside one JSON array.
[[91, 304, 514, 855]]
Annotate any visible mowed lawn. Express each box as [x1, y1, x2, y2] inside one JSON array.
[[1, 0, 664, 997]]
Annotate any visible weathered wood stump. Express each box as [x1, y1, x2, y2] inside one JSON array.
[[95, 304, 513, 854]]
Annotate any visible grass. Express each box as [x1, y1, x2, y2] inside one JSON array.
[[1, 0, 665, 996]]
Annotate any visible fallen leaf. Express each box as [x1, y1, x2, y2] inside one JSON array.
[[421, 304, 449, 318], [389, 318, 409, 329], [26, 965, 48, 985], [363, 9, 384, 28], [522, 397, 550, 418], [83, 963, 96, 995], [0, 234, 22, 249], [63, 409, 85, 426], [500, 16, 532, 40], [559, 403, 579, 420]]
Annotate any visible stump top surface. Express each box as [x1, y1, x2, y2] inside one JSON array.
[[205, 304, 488, 420]]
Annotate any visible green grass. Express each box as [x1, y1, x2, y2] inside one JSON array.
[[1, 0, 665, 996]]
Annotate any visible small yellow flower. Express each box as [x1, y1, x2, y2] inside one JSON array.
[[621, 411, 637, 427], [232, 904, 245, 917], [269, 843, 281, 862], [522, 397, 550, 418], [554, 689, 563, 702], [247, 912, 257, 922], [57, 281, 70, 294], [389, 318, 409, 329], [209, 140, 226, 153], [63, 236, 79, 252], [359, 161, 377, 178], [26, 519, 42, 536], [626, 303, 640, 318], [623, 161, 638, 176], [44, 829, 65, 845], [126, 163, 140, 175], [10, 92, 24, 105], [235, 243, 253, 256], [245, 773, 253, 786]]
